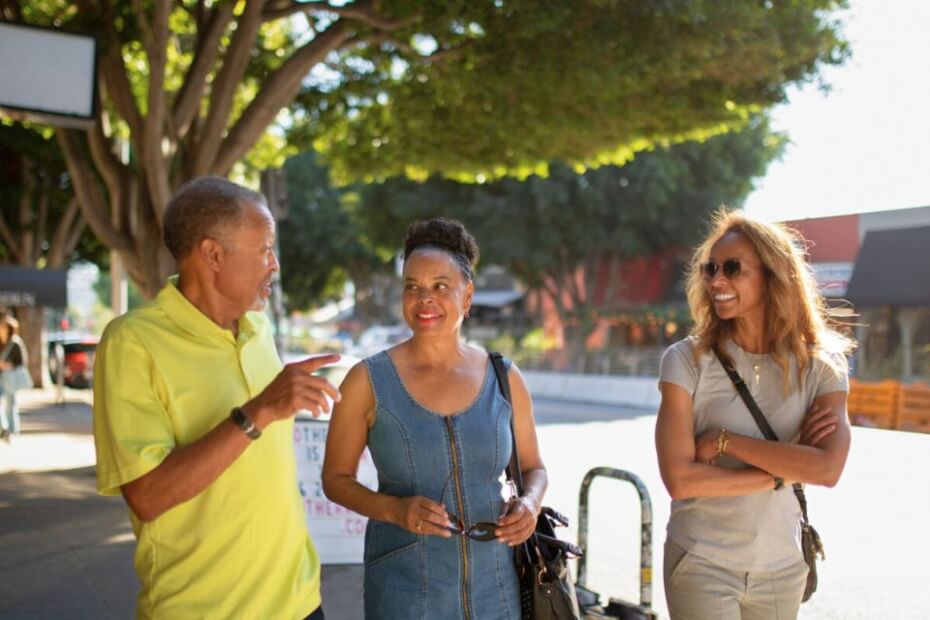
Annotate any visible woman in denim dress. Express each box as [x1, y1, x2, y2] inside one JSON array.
[[323, 218, 547, 620]]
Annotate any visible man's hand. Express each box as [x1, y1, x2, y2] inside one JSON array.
[[243, 354, 342, 428]]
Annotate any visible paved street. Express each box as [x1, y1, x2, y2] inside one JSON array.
[[2, 389, 930, 618]]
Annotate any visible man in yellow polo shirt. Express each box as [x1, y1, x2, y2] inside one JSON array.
[[93, 176, 340, 619]]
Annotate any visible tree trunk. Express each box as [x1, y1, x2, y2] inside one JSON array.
[[16, 306, 47, 388], [53, 3, 360, 300], [563, 309, 599, 373]]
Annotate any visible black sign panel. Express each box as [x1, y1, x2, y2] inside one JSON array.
[[0, 266, 68, 308]]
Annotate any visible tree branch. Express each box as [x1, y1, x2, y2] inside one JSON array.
[[600, 253, 623, 311], [333, 2, 419, 31], [556, 247, 585, 311], [35, 174, 50, 265], [213, 20, 353, 174], [17, 156, 35, 265], [64, 209, 87, 262], [189, 0, 267, 177], [542, 276, 567, 320], [132, 0, 155, 59], [47, 199, 83, 268], [57, 129, 132, 254], [84, 0, 145, 151], [173, 1, 235, 139], [265, 0, 418, 31], [88, 113, 125, 210], [0, 211, 19, 263], [581, 254, 595, 307], [141, 0, 172, 215]]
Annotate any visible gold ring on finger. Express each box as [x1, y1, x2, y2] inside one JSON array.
[[415, 520, 423, 532]]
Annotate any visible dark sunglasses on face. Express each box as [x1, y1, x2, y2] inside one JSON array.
[[700, 259, 764, 280], [438, 474, 509, 542]]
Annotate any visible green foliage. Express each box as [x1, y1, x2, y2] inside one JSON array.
[[0, 123, 106, 267], [356, 114, 784, 271], [486, 327, 555, 368], [277, 151, 384, 311], [6, 0, 846, 299], [300, 0, 847, 182], [350, 114, 785, 348]]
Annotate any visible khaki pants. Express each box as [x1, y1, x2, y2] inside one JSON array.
[[663, 540, 808, 620]]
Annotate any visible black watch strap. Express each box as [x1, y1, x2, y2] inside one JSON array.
[[231, 407, 261, 440]]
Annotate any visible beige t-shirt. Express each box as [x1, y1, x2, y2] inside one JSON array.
[[658, 337, 848, 572]]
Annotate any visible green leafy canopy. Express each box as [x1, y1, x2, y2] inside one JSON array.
[[299, 0, 847, 183]]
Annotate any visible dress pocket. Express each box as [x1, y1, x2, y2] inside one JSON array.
[[367, 539, 420, 567], [364, 539, 424, 619]]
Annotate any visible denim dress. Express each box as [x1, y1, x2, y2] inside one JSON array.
[[362, 351, 521, 620]]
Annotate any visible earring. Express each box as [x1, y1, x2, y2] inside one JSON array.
[[464, 309, 471, 319]]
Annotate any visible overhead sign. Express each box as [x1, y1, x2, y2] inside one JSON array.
[[0, 22, 97, 127], [0, 266, 67, 308], [294, 418, 378, 564]]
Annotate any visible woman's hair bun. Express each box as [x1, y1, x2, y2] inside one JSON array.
[[403, 218, 480, 275]]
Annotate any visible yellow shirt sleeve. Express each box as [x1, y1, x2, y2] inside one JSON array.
[[93, 326, 176, 496]]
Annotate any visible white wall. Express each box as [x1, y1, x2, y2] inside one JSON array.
[[523, 371, 660, 410]]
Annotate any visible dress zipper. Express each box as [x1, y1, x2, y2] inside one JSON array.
[[444, 416, 471, 620]]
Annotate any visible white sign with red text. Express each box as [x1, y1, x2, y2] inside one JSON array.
[[294, 418, 378, 564]]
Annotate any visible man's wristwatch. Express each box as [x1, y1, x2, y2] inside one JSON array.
[[231, 407, 261, 440]]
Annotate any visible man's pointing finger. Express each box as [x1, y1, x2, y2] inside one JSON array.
[[289, 353, 342, 373]]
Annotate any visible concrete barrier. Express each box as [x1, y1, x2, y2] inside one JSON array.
[[523, 371, 660, 410]]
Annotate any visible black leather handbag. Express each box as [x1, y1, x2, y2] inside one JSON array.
[[714, 348, 825, 602], [489, 353, 583, 620]]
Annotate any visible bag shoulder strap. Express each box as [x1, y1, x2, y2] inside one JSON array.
[[489, 352, 525, 496], [0, 340, 13, 363], [713, 347, 779, 440], [712, 346, 811, 525]]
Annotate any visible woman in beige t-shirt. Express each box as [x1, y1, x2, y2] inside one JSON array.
[[655, 210, 853, 619]]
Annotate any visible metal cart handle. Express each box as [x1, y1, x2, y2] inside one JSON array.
[[576, 467, 654, 609]]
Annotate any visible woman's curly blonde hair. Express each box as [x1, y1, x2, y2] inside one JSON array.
[[685, 208, 854, 392]]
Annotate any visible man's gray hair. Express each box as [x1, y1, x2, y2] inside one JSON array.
[[162, 176, 268, 260]]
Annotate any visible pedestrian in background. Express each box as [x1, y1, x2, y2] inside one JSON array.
[[322, 218, 547, 619], [0, 312, 29, 441], [655, 209, 853, 619], [93, 176, 340, 619]]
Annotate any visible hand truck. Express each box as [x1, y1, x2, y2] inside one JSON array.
[[574, 467, 659, 620]]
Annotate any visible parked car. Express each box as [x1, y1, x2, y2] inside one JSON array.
[[47, 333, 98, 389]]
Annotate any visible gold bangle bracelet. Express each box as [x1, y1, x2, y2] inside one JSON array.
[[716, 428, 730, 458]]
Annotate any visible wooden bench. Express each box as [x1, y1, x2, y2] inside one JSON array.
[[897, 383, 930, 433], [847, 379, 899, 429]]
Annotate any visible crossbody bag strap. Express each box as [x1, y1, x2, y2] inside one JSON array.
[[490, 351, 542, 571], [712, 346, 811, 525], [489, 352, 524, 496]]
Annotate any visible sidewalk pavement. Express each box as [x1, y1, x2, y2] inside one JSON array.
[[0, 389, 363, 620], [4, 389, 930, 619]]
